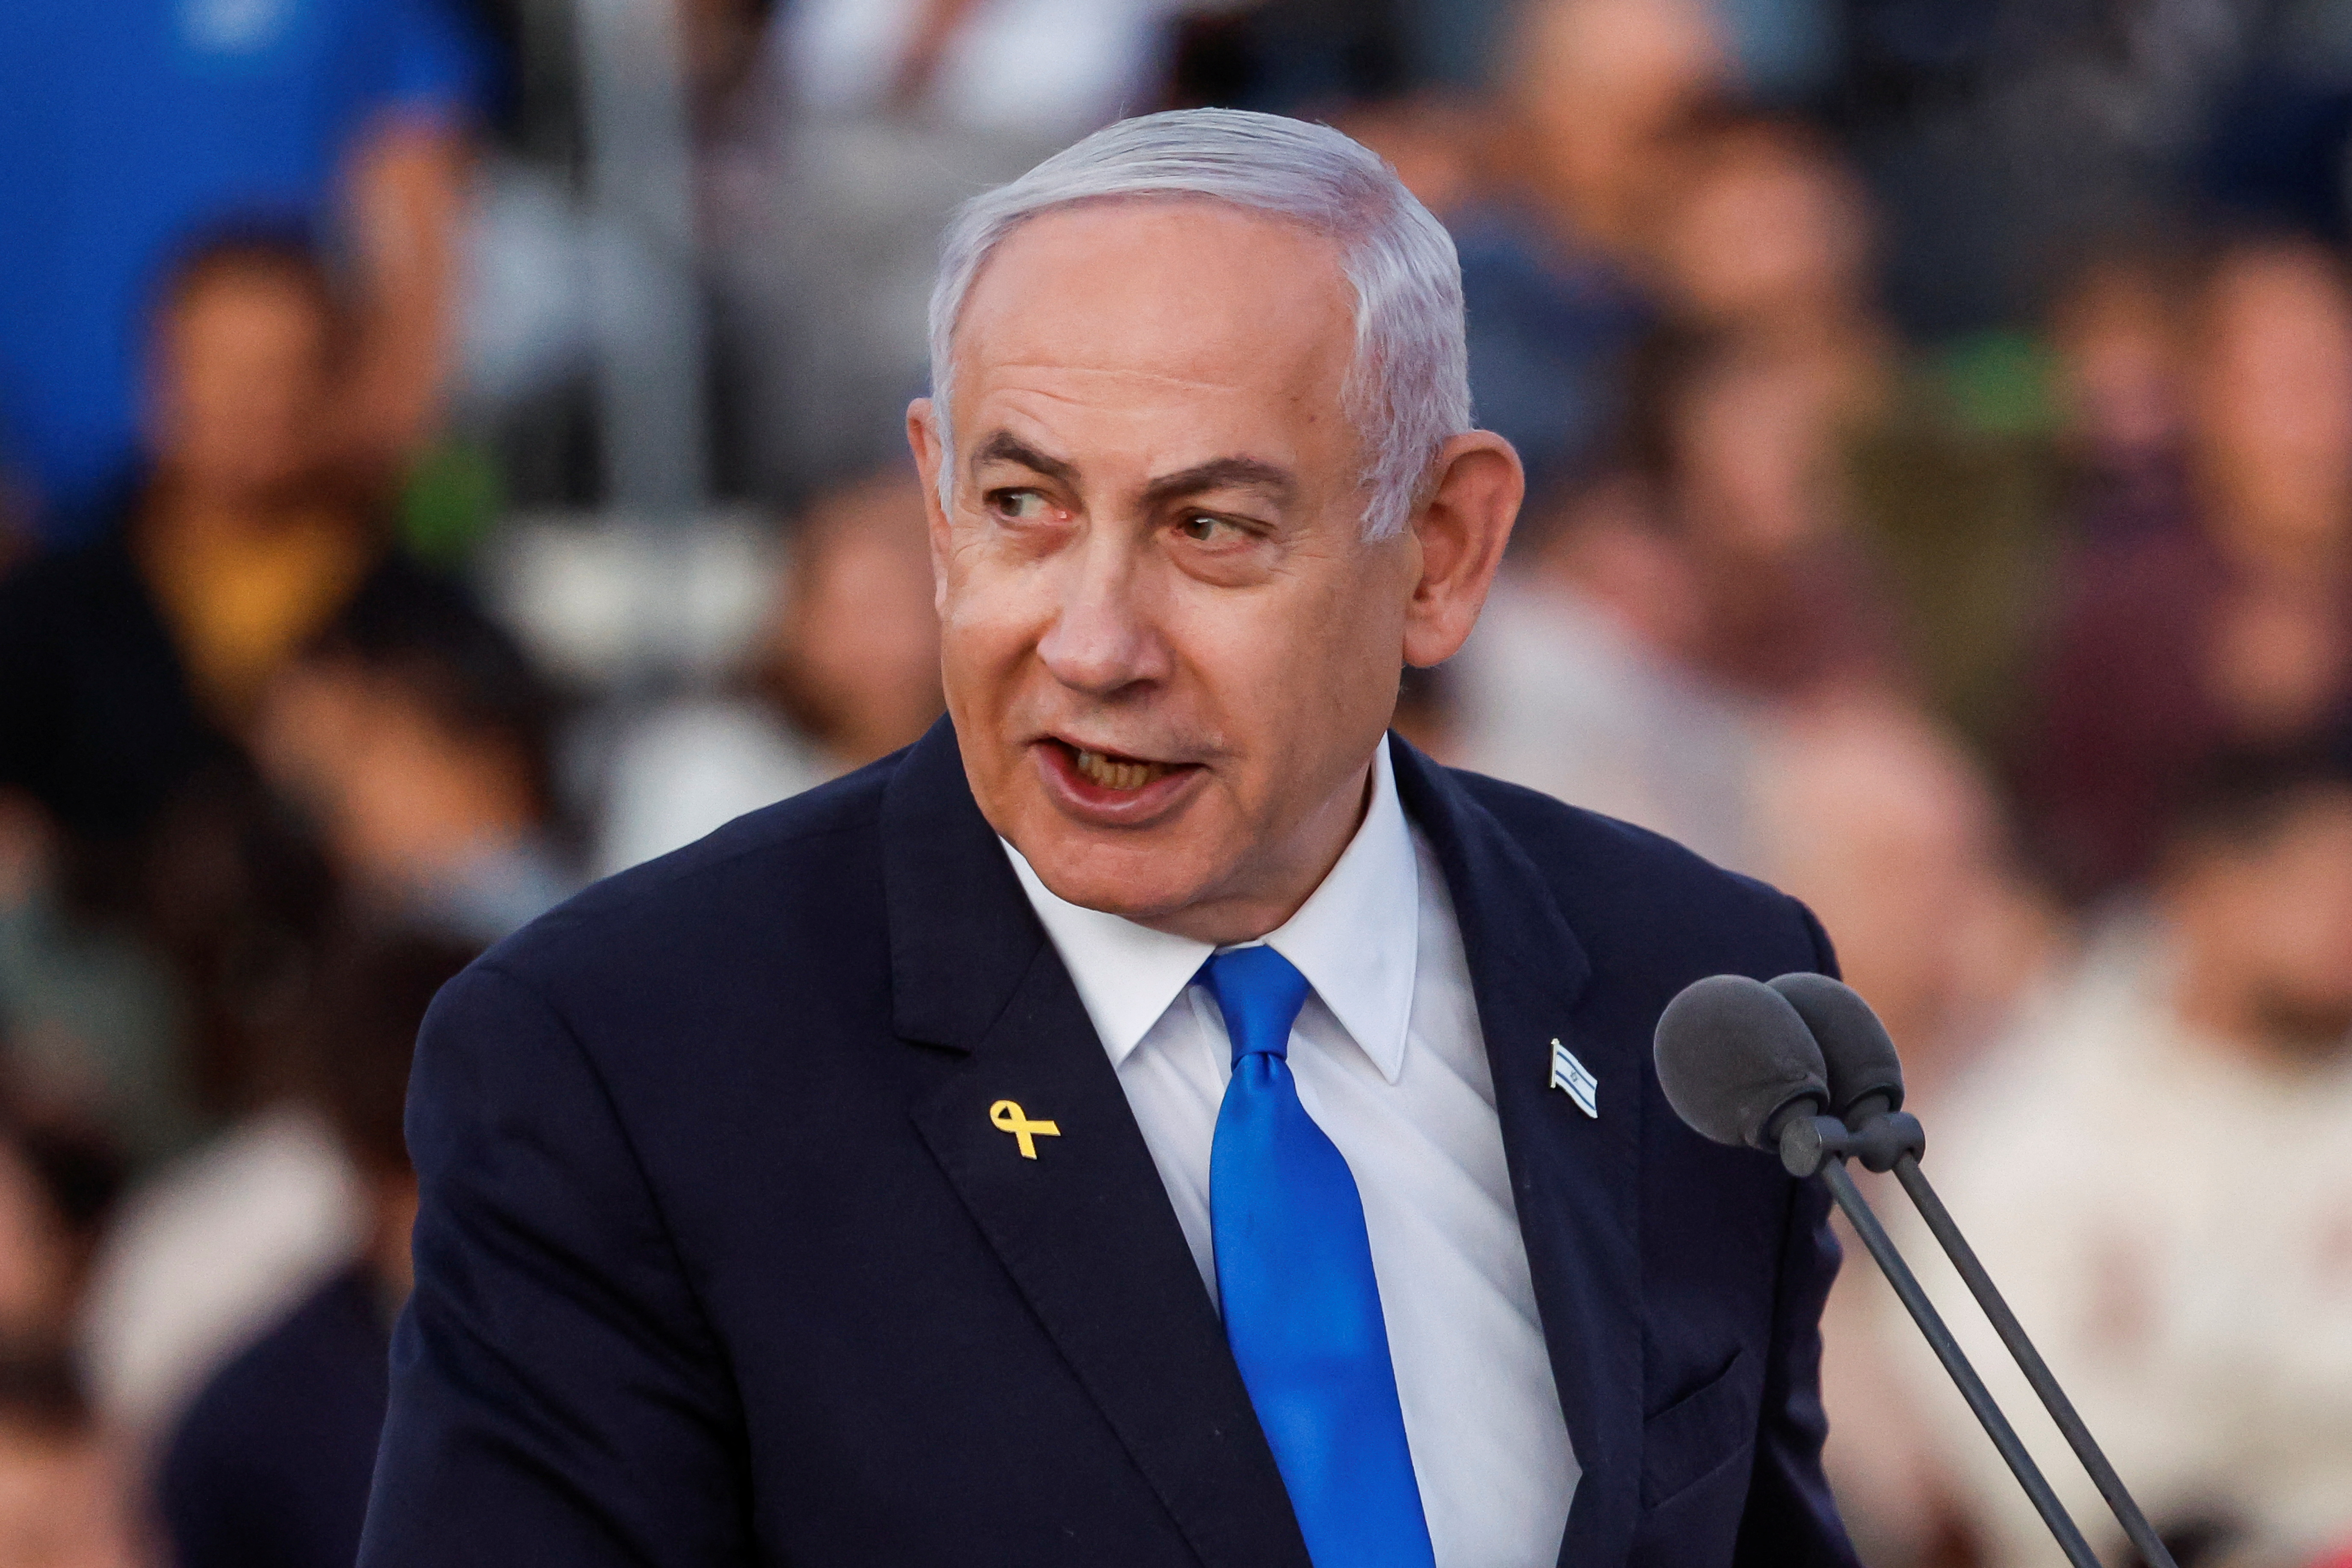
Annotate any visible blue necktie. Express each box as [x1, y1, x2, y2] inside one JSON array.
[[1202, 945, 1437, 1568]]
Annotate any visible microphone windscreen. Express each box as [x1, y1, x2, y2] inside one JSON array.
[[1653, 975, 1830, 1151], [1768, 972, 1905, 1118]]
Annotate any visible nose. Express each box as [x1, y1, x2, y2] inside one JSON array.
[[1035, 528, 1171, 698]]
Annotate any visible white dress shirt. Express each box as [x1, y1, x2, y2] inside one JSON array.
[[1004, 738, 1578, 1568]]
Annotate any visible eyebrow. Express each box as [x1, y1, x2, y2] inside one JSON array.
[[970, 431, 1297, 511], [971, 431, 1077, 486], [1139, 457, 1297, 511]]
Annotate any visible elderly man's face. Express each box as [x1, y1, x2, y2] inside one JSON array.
[[911, 201, 1492, 942]]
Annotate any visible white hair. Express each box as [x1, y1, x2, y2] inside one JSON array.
[[926, 108, 1471, 540]]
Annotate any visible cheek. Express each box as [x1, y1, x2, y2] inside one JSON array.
[[937, 537, 1049, 702], [1179, 559, 1398, 750], [2304, 878, 2352, 973], [1166, 586, 1282, 721], [2253, 871, 2352, 991]]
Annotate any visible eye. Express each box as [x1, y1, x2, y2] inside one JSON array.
[[1177, 513, 1243, 544], [989, 488, 1054, 522]]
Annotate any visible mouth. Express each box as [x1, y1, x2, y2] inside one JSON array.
[[1071, 747, 1173, 791], [1032, 737, 1205, 823]]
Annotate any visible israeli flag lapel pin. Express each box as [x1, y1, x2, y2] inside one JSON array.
[[1549, 1039, 1599, 1118]]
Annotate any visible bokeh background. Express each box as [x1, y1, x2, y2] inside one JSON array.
[[7, 1, 2352, 1564]]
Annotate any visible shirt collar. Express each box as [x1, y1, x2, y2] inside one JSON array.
[[1002, 736, 1420, 1084]]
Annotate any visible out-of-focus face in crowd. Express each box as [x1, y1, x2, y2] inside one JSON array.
[[1672, 345, 1845, 556], [911, 199, 1517, 942], [2052, 257, 2188, 466], [1507, 0, 1724, 247], [0, 1414, 135, 1568], [2167, 775, 2352, 1057], [760, 471, 944, 770], [147, 260, 336, 511], [2195, 241, 2352, 553], [252, 656, 536, 893], [1659, 124, 1872, 333]]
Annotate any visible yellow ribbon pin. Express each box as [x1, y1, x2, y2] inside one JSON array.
[[990, 1100, 1061, 1159]]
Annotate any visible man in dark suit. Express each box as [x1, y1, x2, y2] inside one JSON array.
[[361, 109, 1858, 1567]]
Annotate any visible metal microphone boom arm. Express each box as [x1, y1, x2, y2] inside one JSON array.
[[1773, 1109, 2105, 1568], [1830, 1105, 2181, 1568]]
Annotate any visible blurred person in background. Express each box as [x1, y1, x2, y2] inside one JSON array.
[[0, 1358, 138, 1568], [782, 0, 1204, 139], [1452, 105, 1917, 866], [1771, 700, 2063, 1568], [1752, 703, 2055, 1095], [1501, 0, 1723, 269], [0, 0, 486, 549], [2046, 249, 2196, 547], [2018, 235, 2352, 906], [0, 235, 376, 1158], [78, 576, 559, 1454], [0, 790, 187, 1177], [596, 467, 943, 875], [0, 233, 524, 1152], [1654, 103, 2059, 754], [713, 0, 1221, 503], [0, 238, 373, 869], [11, 235, 553, 1453], [1627, 327, 1901, 704], [1441, 0, 1726, 497], [1651, 112, 1894, 422], [1894, 747, 2352, 1568], [0, 1091, 118, 1376], [1478, 100, 1905, 703], [158, 926, 476, 1568], [1448, 465, 1766, 872], [80, 1088, 363, 1461], [1628, 124, 1917, 710], [251, 568, 570, 946]]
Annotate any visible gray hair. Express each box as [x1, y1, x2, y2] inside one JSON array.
[[925, 108, 1471, 540]]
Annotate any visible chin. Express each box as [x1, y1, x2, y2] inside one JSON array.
[[1016, 820, 1221, 923]]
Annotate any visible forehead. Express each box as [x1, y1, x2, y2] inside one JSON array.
[[949, 199, 1356, 456], [171, 270, 329, 343]]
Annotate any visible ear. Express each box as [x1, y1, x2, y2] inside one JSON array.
[[906, 397, 953, 611], [1401, 430, 1523, 667]]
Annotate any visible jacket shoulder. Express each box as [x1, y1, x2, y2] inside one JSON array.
[[477, 748, 904, 1001], [1444, 765, 1833, 975]]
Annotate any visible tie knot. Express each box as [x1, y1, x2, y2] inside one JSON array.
[[1200, 945, 1311, 1066]]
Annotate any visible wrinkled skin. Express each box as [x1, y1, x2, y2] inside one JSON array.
[[909, 198, 1521, 944]]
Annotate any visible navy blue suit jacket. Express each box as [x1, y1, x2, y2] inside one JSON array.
[[360, 720, 1859, 1568]]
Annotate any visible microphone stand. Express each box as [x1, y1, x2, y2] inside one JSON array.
[[1837, 1102, 2181, 1568], [1775, 1113, 2106, 1568]]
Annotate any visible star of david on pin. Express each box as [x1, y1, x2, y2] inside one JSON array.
[[990, 1100, 1061, 1159], [1549, 1039, 1598, 1118]]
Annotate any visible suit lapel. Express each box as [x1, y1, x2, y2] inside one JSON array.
[[884, 721, 1310, 1568], [1391, 739, 1645, 1568]]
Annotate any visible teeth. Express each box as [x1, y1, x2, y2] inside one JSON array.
[[1074, 749, 1169, 791]]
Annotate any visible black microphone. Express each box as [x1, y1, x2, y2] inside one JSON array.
[[1767, 972, 1902, 1122], [1654, 976, 2107, 1568], [1653, 975, 1829, 1150], [1760, 976, 2180, 1568]]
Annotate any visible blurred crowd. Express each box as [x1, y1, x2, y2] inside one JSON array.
[[6, 0, 2352, 1565]]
